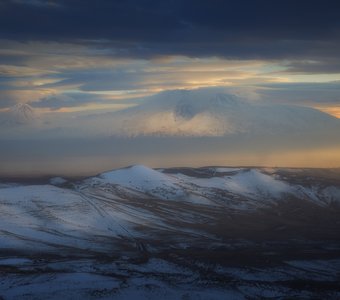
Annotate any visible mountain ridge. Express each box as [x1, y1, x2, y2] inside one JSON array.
[[1, 164, 339, 298], [97, 88, 339, 137]]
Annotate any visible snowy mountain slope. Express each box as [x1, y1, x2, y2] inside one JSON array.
[[93, 165, 340, 208], [97, 164, 186, 200], [83, 88, 339, 137], [0, 165, 339, 255], [1, 88, 338, 143], [1, 165, 340, 299], [0, 185, 140, 253]]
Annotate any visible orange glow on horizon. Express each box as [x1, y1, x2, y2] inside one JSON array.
[[314, 106, 340, 118]]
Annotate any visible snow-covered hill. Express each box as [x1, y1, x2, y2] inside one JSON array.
[[1, 165, 339, 253], [1, 165, 340, 299]]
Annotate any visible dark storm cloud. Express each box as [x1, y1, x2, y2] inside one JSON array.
[[1, 0, 340, 61]]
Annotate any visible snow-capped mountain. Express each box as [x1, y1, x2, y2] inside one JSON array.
[[1, 88, 338, 140], [97, 88, 339, 137], [0, 103, 40, 126]]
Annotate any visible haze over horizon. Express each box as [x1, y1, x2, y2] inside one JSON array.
[[1, 0, 340, 175]]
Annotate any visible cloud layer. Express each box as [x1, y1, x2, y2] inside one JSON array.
[[0, 0, 340, 114], [1, 0, 340, 60]]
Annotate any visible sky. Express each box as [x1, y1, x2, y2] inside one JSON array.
[[0, 0, 340, 115], [0, 0, 340, 175]]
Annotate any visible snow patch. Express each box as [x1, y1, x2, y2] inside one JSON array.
[[99, 165, 186, 200], [49, 177, 68, 186]]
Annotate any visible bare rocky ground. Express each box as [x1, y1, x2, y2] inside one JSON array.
[[0, 166, 340, 299]]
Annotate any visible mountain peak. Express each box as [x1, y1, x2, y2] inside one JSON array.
[[8, 103, 38, 125], [102, 88, 338, 137]]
